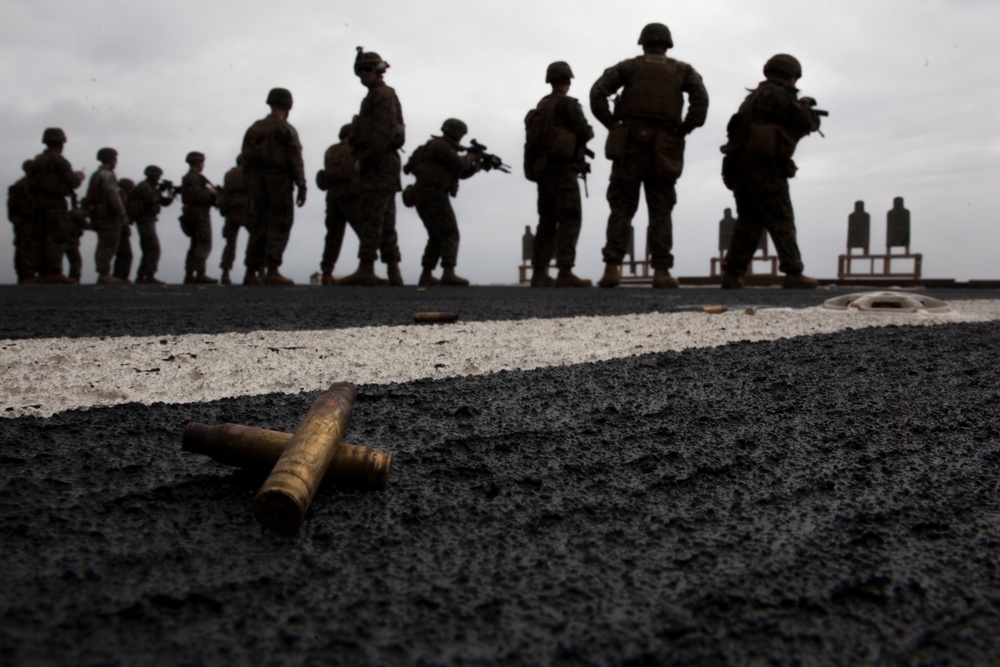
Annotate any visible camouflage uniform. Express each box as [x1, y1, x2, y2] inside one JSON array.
[[64, 208, 85, 281], [720, 79, 818, 278], [409, 136, 478, 272], [317, 137, 360, 276], [528, 91, 594, 273], [113, 179, 135, 281], [218, 163, 250, 276], [132, 175, 174, 282], [26, 146, 83, 280], [590, 52, 708, 273], [351, 80, 404, 266], [180, 168, 216, 276], [7, 168, 36, 282], [240, 114, 306, 274], [84, 166, 126, 278]]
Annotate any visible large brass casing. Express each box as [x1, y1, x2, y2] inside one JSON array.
[[252, 382, 356, 531], [182, 422, 392, 491]]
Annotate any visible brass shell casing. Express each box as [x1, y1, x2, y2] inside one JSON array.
[[182, 422, 392, 491], [251, 382, 357, 532], [413, 311, 459, 323]]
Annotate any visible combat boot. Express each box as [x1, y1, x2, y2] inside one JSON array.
[[597, 263, 621, 288], [221, 270, 232, 285], [440, 267, 469, 286], [782, 273, 819, 289], [530, 267, 555, 287], [418, 269, 440, 286], [652, 269, 679, 289], [555, 268, 592, 288], [264, 268, 294, 286], [43, 273, 76, 285], [97, 273, 125, 285], [243, 270, 263, 286], [387, 262, 404, 287], [338, 260, 379, 286], [721, 271, 744, 289], [139, 275, 166, 286], [321, 272, 336, 285], [194, 271, 218, 285]]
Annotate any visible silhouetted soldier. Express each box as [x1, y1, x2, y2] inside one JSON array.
[[132, 166, 176, 285], [8, 160, 36, 284], [240, 88, 306, 286], [404, 119, 482, 286], [180, 151, 218, 284], [590, 23, 708, 288], [218, 157, 250, 285], [525, 61, 594, 287], [316, 124, 360, 285], [83, 147, 127, 284], [340, 47, 405, 286], [26, 128, 85, 284], [114, 177, 136, 282], [720, 54, 823, 289]]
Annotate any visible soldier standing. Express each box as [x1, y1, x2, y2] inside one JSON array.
[[340, 47, 405, 287], [240, 88, 306, 286], [719, 54, 822, 289], [83, 147, 128, 284], [590, 22, 708, 288], [180, 151, 218, 284], [26, 128, 85, 284], [404, 119, 481, 286], [114, 177, 136, 282], [316, 124, 360, 285], [217, 156, 250, 285], [131, 166, 175, 285], [525, 61, 595, 287], [8, 160, 36, 284]]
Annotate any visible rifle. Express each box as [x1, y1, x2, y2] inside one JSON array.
[[158, 179, 179, 196], [458, 139, 511, 174], [577, 148, 595, 198]]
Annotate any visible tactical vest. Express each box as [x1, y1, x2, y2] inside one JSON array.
[[324, 143, 354, 185], [27, 152, 71, 199], [243, 117, 290, 171], [404, 139, 454, 190], [133, 182, 161, 219], [84, 169, 117, 219], [615, 55, 684, 124]]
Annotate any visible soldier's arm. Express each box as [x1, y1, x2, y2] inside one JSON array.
[[589, 61, 628, 129], [680, 63, 709, 135], [101, 171, 127, 219], [287, 125, 307, 190], [363, 89, 396, 162], [56, 156, 83, 191], [182, 172, 215, 207], [559, 97, 595, 144], [760, 86, 815, 137]]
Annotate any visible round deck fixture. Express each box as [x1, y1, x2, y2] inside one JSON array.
[[822, 291, 951, 313]]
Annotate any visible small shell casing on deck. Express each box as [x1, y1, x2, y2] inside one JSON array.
[[251, 382, 356, 532], [413, 312, 459, 324], [182, 422, 392, 491]]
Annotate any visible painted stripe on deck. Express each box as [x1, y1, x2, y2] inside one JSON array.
[[3, 301, 999, 419]]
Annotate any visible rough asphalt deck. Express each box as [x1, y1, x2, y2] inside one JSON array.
[[1, 286, 999, 665]]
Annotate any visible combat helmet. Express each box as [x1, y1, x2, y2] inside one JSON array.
[[764, 54, 802, 79], [339, 123, 353, 140], [96, 147, 118, 163], [638, 23, 673, 48], [545, 61, 574, 83], [440, 118, 468, 140], [144, 165, 163, 178], [186, 151, 205, 165], [354, 46, 389, 75], [42, 127, 67, 145], [266, 87, 293, 110]]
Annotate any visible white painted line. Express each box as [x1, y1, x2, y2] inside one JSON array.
[[3, 301, 999, 419]]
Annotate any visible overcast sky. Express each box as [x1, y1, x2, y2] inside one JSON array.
[[2, 0, 998, 286]]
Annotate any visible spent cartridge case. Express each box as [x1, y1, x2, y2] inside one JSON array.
[[252, 382, 356, 532], [182, 422, 392, 491], [413, 311, 459, 324]]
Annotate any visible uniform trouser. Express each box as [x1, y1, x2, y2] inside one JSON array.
[[723, 181, 804, 276], [37, 203, 70, 276], [12, 218, 39, 279], [602, 145, 677, 270], [355, 189, 400, 264], [136, 218, 161, 278], [320, 192, 360, 273], [184, 217, 212, 274], [246, 173, 294, 271], [93, 218, 122, 276], [533, 170, 583, 270], [65, 232, 82, 279], [113, 224, 133, 279], [220, 217, 246, 271], [415, 189, 459, 270]]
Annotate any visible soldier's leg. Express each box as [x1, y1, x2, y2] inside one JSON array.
[[65, 234, 82, 281], [378, 197, 401, 266], [113, 225, 133, 280], [194, 220, 212, 273], [602, 157, 642, 265], [220, 217, 240, 272], [532, 179, 558, 268], [416, 193, 443, 271], [244, 176, 269, 275], [94, 218, 121, 277], [552, 175, 583, 270], [643, 169, 678, 271], [355, 190, 385, 263], [42, 207, 70, 277], [723, 190, 768, 276], [759, 186, 804, 275], [264, 174, 294, 271], [136, 219, 159, 279], [321, 195, 348, 274], [437, 198, 460, 270]]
